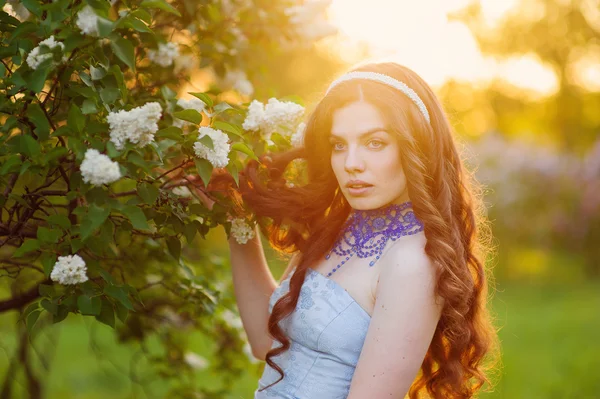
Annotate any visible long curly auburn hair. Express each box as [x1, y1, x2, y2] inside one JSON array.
[[238, 62, 500, 398]]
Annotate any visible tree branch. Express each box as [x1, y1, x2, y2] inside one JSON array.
[[0, 279, 49, 313]]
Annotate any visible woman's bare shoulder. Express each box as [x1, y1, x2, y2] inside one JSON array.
[[381, 232, 436, 277]]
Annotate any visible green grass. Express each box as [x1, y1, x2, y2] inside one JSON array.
[[479, 280, 600, 399], [1, 278, 599, 398]]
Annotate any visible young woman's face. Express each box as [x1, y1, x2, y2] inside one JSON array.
[[329, 100, 410, 210]]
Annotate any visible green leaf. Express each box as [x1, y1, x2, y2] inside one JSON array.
[[99, 87, 120, 105], [26, 103, 50, 141], [21, 0, 42, 16], [27, 64, 51, 93], [197, 134, 214, 150], [0, 155, 21, 175], [126, 151, 153, 173], [39, 254, 57, 277], [121, 205, 149, 230], [188, 92, 213, 107], [183, 222, 197, 244], [45, 146, 69, 164], [19, 161, 31, 176], [140, 0, 181, 16], [114, 301, 129, 323], [104, 285, 134, 311], [41, 298, 57, 315], [137, 183, 159, 204], [194, 158, 213, 186], [99, 269, 116, 284], [231, 142, 259, 161], [81, 99, 98, 114], [77, 295, 102, 315], [212, 120, 243, 138], [14, 239, 39, 257], [156, 126, 183, 141], [47, 214, 71, 230], [160, 85, 176, 100], [110, 37, 136, 71], [95, 298, 115, 328], [213, 102, 233, 115], [106, 141, 121, 158], [80, 280, 100, 297], [129, 8, 152, 23], [166, 236, 181, 260], [271, 132, 290, 147], [80, 204, 111, 240], [126, 17, 153, 33], [53, 304, 69, 323], [70, 238, 84, 253], [90, 65, 107, 80], [22, 302, 40, 322], [108, 65, 127, 101], [17, 134, 41, 157], [97, 16, 115, 38], [26, 310, 42, 334], [226, 161, 239, 187], [37, 227, 62, 244], [173, 109, 202, 125], [9, 22, 37, 43]]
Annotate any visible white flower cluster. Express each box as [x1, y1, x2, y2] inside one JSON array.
[[223, 69, 253, 96], [80, 149, 122, 186], [26, 36, 67, 70], [230, 218, 255, 244], [107, 102, 162, 150], [172, 186, 192, 197], [193, 127, 231, 168], [50, 254, 88, 285], [173, 97, 206, 130], [183, 352, 209, 370], [75, 5, 99, 36], [147, 42, 180, 67], [3, 0, 30, 21], [218, 307, 259, 363], [177, 97, 206, 113], [290, 121, 306, 148], [220, 309, 243, 329], [241, 100, 265, 132], [173, 53, 198, 75], [242, 98, 305, 142], [284, 0, 337, 42]]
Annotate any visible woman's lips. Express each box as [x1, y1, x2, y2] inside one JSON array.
[[347, 185, 373, 196]]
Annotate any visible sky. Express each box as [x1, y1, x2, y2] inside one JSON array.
[[327, 0, 559, 95]]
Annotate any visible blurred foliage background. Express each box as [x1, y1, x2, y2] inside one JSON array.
[[1, 0, 599, 398]]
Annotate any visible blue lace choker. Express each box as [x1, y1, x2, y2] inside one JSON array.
[[324, 201, 424, 277]]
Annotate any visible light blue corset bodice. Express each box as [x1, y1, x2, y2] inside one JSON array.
[[254, 268, 371, 399]]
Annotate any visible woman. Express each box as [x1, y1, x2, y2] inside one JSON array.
[[195, 61, 499, 398]]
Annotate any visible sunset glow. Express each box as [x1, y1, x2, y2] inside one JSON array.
[[327, 0, 558, 94]]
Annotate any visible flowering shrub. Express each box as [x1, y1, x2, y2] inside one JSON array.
[[0, 0, 334, 395], [468, 133, 600, 277]]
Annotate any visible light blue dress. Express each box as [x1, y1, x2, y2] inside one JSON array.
[[254, 268, 371, 399]]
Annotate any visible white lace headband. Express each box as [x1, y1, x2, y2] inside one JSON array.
[[324, 71, 431, 124]]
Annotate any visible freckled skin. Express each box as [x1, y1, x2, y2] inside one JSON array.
[[330, 100, 410, 211]]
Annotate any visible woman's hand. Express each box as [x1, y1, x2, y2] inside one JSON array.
[[155, 164, 217, 211], [173, 174, 216, 211]]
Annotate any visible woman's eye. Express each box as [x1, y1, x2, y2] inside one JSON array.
[[368, 140, 384, 149], [332, 142, 345, 151]]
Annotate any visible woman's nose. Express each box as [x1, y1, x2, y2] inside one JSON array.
[[344, 147, 365, 173]]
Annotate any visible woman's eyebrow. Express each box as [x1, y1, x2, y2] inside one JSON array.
[[329, 127, 388, 140]]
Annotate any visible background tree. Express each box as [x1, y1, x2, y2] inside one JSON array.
[[449, 0, 600, 152]]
